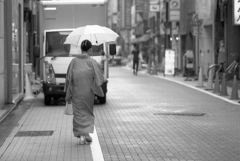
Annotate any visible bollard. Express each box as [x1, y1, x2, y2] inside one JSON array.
[[220, 73, 228, 96], [230, 75, 239, 100], [205, 67, 214, 90], [196, 67, 204, 87], [213, 72, 220, 93], [24, 73, 35, 100]]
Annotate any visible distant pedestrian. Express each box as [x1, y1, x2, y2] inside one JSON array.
[[64, 40, 105, 145], [132, 44, 140, 75], [217, 40, 225, 72]]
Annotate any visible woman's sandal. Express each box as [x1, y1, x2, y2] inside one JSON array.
[[79, 135, 86, 145], [85, 134, 92, 142]]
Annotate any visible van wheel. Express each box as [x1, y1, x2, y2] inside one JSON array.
[[98, 95, 106, 104], [44, 95, 52, 105]]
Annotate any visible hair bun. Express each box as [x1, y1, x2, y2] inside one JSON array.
[[81, 40, 92, 52]]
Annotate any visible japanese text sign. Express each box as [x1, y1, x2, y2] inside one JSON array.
[[234, 0, 240, 25]]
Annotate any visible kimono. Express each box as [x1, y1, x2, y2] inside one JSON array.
[[64, 54, 105, 137]]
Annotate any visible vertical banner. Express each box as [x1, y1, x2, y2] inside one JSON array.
[[234, 0, 240, 25], [118, 0, 123, 29], [135, 0, 143, 12], [112, 0, 118, 13], [125, 0, 132, 29], [135, 0, 149, 20], [142, 0, 149, 20], [196, 0, 211, 20]]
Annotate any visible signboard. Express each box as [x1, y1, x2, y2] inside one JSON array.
[[125, 0, 132, 29], [164, 49, 175, 75], [169, 0, 180, 10], [150, 4, 159, 12], [196, 0, 211, 20], [112, 0, 118, 13], [142, 1, 149, 19], [234, 0, 240, 25], [135, 0, 149, 20], [169, 10, 180, 21], [135, 0, 144, 12], [169, 0, 180, 21], [193, 26, 202, 36]]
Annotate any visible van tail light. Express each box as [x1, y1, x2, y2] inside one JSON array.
[[45, 62, 56, 84]]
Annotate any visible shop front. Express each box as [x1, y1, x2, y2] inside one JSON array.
[[4, 0, 24, 105]]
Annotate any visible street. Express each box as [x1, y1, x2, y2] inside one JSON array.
[[0, 66, 240, 161]]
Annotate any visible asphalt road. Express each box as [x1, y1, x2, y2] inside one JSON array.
[[94, 66, 240, 161]]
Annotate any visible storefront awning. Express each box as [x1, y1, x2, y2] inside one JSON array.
[[131, 34, 149, 44]]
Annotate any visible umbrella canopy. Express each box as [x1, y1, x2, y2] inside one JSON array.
[[64, 25, 119, 46]]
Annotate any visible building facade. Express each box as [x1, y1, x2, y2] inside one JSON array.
[[123, 0, 240, 78], [0, 0, 37, 109], [0, 0, 4, 108]]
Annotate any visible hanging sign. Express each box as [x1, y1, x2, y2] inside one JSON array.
[[164, 49, 175, 75], [150, 4, 160, 12]]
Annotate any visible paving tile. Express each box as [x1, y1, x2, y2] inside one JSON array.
[[1, 67, 240, 161]]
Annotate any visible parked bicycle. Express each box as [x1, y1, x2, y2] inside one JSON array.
[[225, 53, 240, 81], [207, 62, 225, 82], [207, 53, 240, 82]]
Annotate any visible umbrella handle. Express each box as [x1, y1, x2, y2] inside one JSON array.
[[105, 54, 114, 61]]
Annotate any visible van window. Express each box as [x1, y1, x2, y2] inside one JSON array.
[[45, 31, 80, 56], [45, 31, 104, 57]]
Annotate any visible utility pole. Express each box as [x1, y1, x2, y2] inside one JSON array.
[[192, 13, 202, 75], [165, 0, 169, 50]]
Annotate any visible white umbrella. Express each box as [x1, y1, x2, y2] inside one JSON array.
[[64, 25, 119, 46]]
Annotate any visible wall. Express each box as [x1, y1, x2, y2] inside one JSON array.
[[0, 0, 4, 109], [199, 0, 217, 76], [200, 25, 213, 76]]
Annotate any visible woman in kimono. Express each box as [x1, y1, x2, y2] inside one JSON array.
[[64, 40, 105, 144]]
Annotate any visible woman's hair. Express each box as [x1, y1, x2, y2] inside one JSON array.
[[81, 40, 92, 52]]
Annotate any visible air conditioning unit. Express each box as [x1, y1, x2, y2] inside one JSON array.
[[24, 0, 33, 11]]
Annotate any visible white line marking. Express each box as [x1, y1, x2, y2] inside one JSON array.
[[90, 126, 104, 161]]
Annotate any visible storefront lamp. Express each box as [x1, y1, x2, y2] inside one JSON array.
[[221, 0, 227, 4]]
